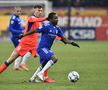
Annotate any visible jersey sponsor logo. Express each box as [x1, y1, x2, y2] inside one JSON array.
[[58, 16, 102, 27], [71, 29, 95, 40], [64, 27, 96, 40], [71, 16, 102, 27], [48, 29, 58, 37], [48, 33, 57, 37]]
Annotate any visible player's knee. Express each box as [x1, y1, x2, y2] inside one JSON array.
[[54, 58, 58, 63], [50, 55, 58, 63], [8, 50, 19, 64], [52, 57, 58, 63]]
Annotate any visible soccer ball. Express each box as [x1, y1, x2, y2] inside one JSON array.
[[68, 71, 79, 82]]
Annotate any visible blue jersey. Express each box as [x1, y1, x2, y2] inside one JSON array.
[[37, 21, 64, 50], [8, 14, 24, 37]]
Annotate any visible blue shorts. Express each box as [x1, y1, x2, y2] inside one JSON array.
[[11, 37, 19, 47], [37, 48, 54, 65]]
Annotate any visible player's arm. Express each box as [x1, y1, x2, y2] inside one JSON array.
[[18, 26, 44, 38], [19, 23, 46, 39], [19, 29, 36, 38], [9, 20, 22, 34], [61, 36, 80, 48], [57, 26, 80, 48]]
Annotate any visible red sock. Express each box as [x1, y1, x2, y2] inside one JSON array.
[[0, 63, 8, 73], [44, 70, 48, 78]]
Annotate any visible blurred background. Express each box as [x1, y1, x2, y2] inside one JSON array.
[[0, 0, 108, 41]]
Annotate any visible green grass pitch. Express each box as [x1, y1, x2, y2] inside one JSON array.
[[0, 41, 108, 90]]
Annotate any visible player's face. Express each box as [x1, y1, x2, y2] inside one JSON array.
[[51, 14, 58, 26], [14, 7, 21, 16], [34, 8, 43, 18]]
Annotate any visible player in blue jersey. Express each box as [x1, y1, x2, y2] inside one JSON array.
[[19, 12, 80, 82], [8, 7, 31, 71]]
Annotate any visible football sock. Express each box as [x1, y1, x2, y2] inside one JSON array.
[[14, 56, 21, 68], [21, 52, 31, 65], [41, 60, 54, 74], [30, 66, 42, 80], [0, 61, 9, 73]]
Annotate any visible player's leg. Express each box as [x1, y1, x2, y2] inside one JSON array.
[[29, 48, 54, 83], [41, 61, 55, 83], [19, 52, 31, 71], [29, 58, 48, 82], [29, 49, 49, 82], [29, 59, 55, 83], [29, 63, 49, 83], [15, 42, 32, 71], [29, 62, 46, 82], [13, 56, 22, 70], [37, 48, 57, 81], [29, 66, 42, 82], [11, 37, 22, 71], [41, 61, 48, 79], [0, 50, 20, 73], [0, 42, 31, 73], [21, 52, 31, 65], [29, 49, 42, 82], [37, 55, 57, 81]]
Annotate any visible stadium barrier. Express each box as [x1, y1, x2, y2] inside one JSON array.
[[62, 27, 96, 41], [0, 8, 108, 41], [60, 15, 108, 41]]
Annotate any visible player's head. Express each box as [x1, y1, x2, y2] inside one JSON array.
[[14, 6, 21, 16], [32, 5, 43, 18], [47, 12, 58, 26]]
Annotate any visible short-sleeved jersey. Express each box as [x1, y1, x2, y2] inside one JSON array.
[[37, 21, 64, 50], [8, 14, 24, 37], [20, 16, 46, 47]]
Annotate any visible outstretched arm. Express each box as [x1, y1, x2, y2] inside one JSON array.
[[18, 29, 37, 39], [9, 25, 22, 34], [19, 25, 45, 39], [61, 36, 80, 48]]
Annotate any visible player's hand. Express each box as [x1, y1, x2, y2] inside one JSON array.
[[18, 34, 24, 39], [71, 42, 80, 48]]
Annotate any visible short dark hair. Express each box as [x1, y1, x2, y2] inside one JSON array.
[[33, 5, 43, 9], [47, 12, 56, 20]]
